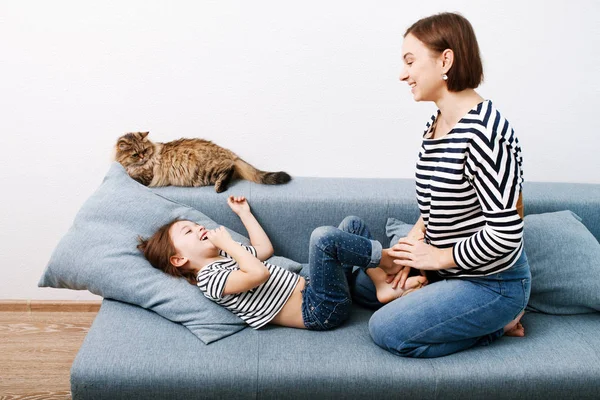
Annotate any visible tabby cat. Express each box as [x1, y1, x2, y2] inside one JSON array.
[[115, 131, 291, 192]]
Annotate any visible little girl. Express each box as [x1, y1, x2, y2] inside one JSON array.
[[138, 196, 427, 330]]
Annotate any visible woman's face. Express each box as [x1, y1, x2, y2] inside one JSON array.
[[399, 33, 446, 102], [169, 220, 218, 265]]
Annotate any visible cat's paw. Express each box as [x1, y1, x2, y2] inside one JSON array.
[[215, 183, 228, 193]]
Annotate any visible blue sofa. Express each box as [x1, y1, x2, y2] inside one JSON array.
[[69, 177, 600, 399]]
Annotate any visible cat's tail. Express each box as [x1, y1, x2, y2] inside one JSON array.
[[234, 159, 292, 185]]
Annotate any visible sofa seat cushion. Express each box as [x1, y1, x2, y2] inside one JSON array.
[[71, 299, 600, 400]]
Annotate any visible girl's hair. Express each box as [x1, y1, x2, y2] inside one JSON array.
[[137, 219, 197, 285], [405, 12, 483, 92]]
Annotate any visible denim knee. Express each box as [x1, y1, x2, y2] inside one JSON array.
[[368, 315, 425, 357], [369, 312, 397, 351], [338, 216, 363, 232], [310, 226, 338, 249]]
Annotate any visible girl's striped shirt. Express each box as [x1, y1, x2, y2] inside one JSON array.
[[196, 243, 299, 329], [416, 100, 524, 277]]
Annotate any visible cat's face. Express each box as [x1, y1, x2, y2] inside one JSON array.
[[115, 131, 154, 167]]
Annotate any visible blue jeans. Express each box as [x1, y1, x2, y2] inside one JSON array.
[[301, 217, 383, 330], [367, 249, 532, 358]]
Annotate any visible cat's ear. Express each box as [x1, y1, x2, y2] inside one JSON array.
[[117, 140, 130, 151], [139, 131, 150, 139]]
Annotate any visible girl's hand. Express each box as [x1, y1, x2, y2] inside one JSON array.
[[206, 226, 234, 248], [227, 196, 251, 216]]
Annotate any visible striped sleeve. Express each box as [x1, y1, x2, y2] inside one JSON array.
[[452, 122, 524, 270], [197, 266, 232, 300]]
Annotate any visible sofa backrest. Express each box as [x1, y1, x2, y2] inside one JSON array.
[[153, 178, 600, 262]]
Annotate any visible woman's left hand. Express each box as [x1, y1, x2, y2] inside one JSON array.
[[386, 266, 428, 290], [387, 238, 455, 289], [388, 237, 445, 271]]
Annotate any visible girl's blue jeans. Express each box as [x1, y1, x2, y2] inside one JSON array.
[[301, 217, 382, 330], [307, 216, 532, 358]]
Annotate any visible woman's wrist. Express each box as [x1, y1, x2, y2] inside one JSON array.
[[407, 221, 426, 240], [436, 247, 456, 270], [407, 228, 425, 240]]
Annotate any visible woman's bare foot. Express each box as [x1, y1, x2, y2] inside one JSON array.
[[503, 311, 525, 337], [366, 267, 428, 304]]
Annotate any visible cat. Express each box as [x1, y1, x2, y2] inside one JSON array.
[[115, 131, 291, 193]]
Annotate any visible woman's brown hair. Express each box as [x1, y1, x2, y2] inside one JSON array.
[[137, 219, 198, 285], [405, 12, 483, 92]]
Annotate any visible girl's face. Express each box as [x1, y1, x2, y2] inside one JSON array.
[[399, 33, 446, 102], [169, 220, 218, 266]]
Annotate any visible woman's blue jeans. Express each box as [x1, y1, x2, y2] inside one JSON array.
[[332, 216, 532, 358], [301, 217, 382, 330]]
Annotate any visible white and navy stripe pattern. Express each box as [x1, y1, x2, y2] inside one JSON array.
[[417, 100, 524, 277], [196, 243, 299, 329]]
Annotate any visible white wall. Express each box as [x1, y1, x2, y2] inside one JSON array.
[[1, 0, 599, 300]]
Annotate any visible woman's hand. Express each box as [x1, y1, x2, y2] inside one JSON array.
[[227, 195, 251, 216], [389, 237, 443, 270], [206, 226, 234, 249], [406, 225, 425, 241], [387, 267, 428, 290], [389, 237, 454, 271], [384, 228, 426, 289], [385, 238, 455, 289]]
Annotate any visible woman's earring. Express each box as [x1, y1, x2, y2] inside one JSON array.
[[442, 74, 448, 81]]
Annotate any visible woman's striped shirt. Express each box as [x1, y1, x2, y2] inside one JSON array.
[[416, 100, 524, 277], [196, 243, 299, 329]]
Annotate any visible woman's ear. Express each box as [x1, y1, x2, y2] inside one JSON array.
[[441, 49, 454, 73], [170, 255, 188, 268]]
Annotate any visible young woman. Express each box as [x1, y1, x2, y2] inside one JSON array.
[[359, 12, 531, 357], [138, 196, 427, 331]]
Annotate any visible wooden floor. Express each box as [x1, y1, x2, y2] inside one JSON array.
[[0, 310, 98, 399]]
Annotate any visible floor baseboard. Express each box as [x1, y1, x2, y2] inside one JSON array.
[[0, 300, 102, 312]]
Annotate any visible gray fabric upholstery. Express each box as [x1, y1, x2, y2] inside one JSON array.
[[71, 177, 600, 399], [523, 211, 600, 314], [152, 179, 600, 262], [72, 300, 600, 399]]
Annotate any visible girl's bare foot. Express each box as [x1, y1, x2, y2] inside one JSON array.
[[503, 311, 525, 337], [366, 267, 428, 304], [377, 249, 395, 272], [378, 248, 405, 275]]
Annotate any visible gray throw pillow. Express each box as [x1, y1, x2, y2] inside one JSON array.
[[522, 210, 600, 314], [385, 217, 413, 245], [386, 211, 600, 315], [39, 163, 301, 344]]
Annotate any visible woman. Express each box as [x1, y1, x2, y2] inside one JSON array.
[[363, 12, 531, 358]]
